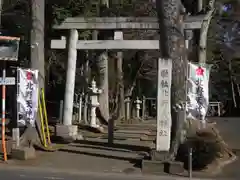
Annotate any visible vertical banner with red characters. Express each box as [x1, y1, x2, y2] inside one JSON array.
[[186, 63, 211, 121], [17, 68, 39, 126]]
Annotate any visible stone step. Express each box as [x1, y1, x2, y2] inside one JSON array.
[[115, 129, 152, 135], [116, 125, 156, 131], [81, 128, 156, 140], [65, 143, 144, 160], [117, 123, 156, 127], [140, 135, 156, 141], [147, 131, 157, 136], [81, 131, 103, 138], [102, 132, 141, 139], [81, 131, 132, 140], [84, 137, 155, 150]]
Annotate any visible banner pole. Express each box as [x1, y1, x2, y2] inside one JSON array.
[[41, 88, 51, 145], [12, 68, 20, 149]]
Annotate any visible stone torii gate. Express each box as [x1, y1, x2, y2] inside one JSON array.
[[51, 14, 212, 150]]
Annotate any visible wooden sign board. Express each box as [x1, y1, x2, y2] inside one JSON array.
[[0, 36, 20, 61], [156, 58, 172, 151]]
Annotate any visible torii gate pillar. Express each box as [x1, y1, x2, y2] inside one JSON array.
[[55, 29, 83, 140]]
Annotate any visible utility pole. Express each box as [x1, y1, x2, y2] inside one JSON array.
[[19, 0, 46, 148], [31, 0, 45, 90]]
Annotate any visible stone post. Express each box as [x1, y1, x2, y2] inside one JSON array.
[[135, 97, 142, 119], [124, 97, 131, 120], [59, 100, 64, 124]]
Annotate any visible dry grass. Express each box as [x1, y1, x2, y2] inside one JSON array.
[[176, 120, 237, 172]]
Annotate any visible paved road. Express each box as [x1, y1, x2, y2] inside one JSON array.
[[0, 168, 213, 180], [212, 117, 240, 150]]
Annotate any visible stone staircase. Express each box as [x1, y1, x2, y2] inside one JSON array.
[[79, 120, 157, 150]]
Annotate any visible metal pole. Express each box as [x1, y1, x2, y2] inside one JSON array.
[[188, 147, 193, 179], [12, 68, 20, 149], [2, 61, 7, 161], [0, 0, 7, 162]]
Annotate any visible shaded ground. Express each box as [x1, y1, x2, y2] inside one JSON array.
[[0, 117, 239, 179], [0, 142, 208, 180], [5, 142, 143, 174]]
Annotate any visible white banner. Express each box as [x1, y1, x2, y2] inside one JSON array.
[[186, 63, 211, 121], [156, 58, 172, 151], [17, 68, 39, 126]]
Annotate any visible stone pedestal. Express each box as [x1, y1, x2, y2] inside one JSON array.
[[142, 160, 184, 174], [12, 128, 20, 149], [151, 150, 169, 161], [11, 146, 36, 160], [142, 150, 184, 174], [124, 97, 131, 120], [56, 125, 83, 140]]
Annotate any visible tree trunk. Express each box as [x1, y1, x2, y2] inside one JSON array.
[[229, 59, 237, 108], [0, 0, 2, 25], [156, 0, 187, 159], [83, 51, 90, 124], [237, 84, 240, 97], [199, 8, 215, 63], [117, 50, 125, 119], [114, 31, 125, 120], [96, 52, 109, 123], [95, 0, 109, 123]]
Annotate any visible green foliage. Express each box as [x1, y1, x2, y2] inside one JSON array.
[[2, 0, 31, 67], [51, 0, 99, 25], [51, 0, 156, 26], [207, 13, 240, 103]]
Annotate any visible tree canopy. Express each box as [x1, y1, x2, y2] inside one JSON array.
[[1, 0, 240, 114]]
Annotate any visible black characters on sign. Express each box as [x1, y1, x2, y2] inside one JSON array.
[[25, 71, 34, 120], [195, 78, 204, 119], [160, 69, 169, 97]]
